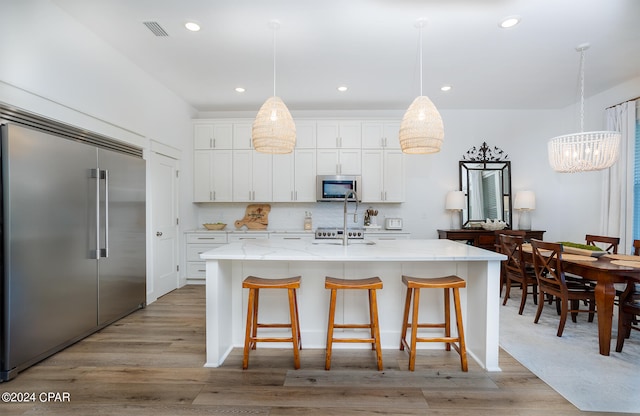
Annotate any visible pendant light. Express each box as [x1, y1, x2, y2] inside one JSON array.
[[547, 44, 620, 173], [399, 18, 444, 154], [252, 20, 296, 154]]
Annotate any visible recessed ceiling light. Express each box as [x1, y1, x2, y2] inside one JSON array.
[[185, 22, 201, 32], [235, 87, 246, 93], [441, 85, 452, 92], [499, 16, 521, 29], [337, 86, 348, 92]]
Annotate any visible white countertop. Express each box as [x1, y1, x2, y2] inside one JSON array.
[[200, 238, 505, 262]]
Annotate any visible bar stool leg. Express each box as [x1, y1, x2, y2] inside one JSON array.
[[369, 288, 383, 370], [444, 287, 451, 352], [453, 287, 468, 371], [293, 287, 302, 349], [251, 289, 260, 350], [288, 288, 301, 369], [400, 287, 412, 350], [409, 288, 421, 371], [243, 288, 256, 370], [325, 288, 338, 370]]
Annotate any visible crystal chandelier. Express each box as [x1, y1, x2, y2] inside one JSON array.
[[252, 20, 296, 154], [547, 44, 620, 173], [399, 18, 444, 154]]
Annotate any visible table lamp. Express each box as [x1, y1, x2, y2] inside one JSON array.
[[445, 190, 465, 229], [514, 191, 535, 230]]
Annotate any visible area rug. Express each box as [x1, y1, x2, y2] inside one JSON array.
[[499, 291, 640, 413]]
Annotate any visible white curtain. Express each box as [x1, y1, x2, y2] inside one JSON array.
[[601, 100, 637, 254]]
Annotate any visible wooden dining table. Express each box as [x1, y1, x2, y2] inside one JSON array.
[[521, 245, 640, 356]]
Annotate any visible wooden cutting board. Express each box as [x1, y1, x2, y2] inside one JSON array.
[[234, 204, 271, 230]]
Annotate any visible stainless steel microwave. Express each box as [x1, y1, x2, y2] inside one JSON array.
[[316, 175, 362, 202]]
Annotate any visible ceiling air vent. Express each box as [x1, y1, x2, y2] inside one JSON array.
[[143, 21, 169, 37]]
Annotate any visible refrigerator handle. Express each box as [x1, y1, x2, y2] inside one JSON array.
[[91, 168, 101, 259], [100, 169, 109, 258]]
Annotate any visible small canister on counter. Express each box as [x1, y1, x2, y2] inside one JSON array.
[[304, 211, 313, 231]]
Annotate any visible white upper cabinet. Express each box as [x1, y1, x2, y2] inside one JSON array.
[[194, 123, 233, 149], [193, 149, 233, 202], [361, 149, 404, 202], [316, 121, 361, 148], [272, 149, 316, 202], [294, 121, 316, 149], [233, 123, 253, 149], [362, 122, 401, 149], [232, 150, 272, 202]]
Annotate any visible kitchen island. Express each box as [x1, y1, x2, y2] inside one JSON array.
[[201, 238, 506, 371]]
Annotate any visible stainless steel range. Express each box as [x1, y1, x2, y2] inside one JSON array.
[[315, 227, 365, 239]]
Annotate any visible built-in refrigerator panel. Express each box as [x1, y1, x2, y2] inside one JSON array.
[[1, 123, 99, 372], [97, 148, 146, 325]]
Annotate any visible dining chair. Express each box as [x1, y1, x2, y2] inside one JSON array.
[[495, 230, 527, 296], [500, 234, 538, 314], [615, 282, 640, 352], [530, 239, 595, 337], [633, 239, 640, 256], [585, 234, 620, 254]]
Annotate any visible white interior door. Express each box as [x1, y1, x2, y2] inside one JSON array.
[[151, 152, 179, 300]]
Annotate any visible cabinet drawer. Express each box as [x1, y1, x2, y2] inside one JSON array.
[[187, 262, 207, 278], [187, 244, 223, 261], [269, 233, 314, 241], [478, 234, 496, 246], [228, 233, 269, 242], [187, 233, 228, 244]]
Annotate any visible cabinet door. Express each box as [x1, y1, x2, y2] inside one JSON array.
[[316, 122, 340, 148], [362, 122, 400, 149], [194, 150, 213, 201], [383, 150, 404, 202], [361, 150, 384, 202], [252, 151, 272, 202], [272, 153, 295, 202], [338, 149, 361, 175], [233, 123, 253, 149], [295, 121, 316, 149], [232, 150, 253, 201], [211, 150, 232, 201], [383, 123, 400, 149], [338, 121, 362, 148], [194, 124, 214, 150], [293, 149, 316, 202], [316, 149, 339, 175]]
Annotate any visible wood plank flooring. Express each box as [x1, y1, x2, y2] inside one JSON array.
[[0, 285, 623, 415]]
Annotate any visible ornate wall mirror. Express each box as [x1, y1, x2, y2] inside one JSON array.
[[459, 142, 512, 228]]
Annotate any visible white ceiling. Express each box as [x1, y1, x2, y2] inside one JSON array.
[[52, 0, 640, 112]]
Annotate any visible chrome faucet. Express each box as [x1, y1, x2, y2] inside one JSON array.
[[343, 190, 359, 246]]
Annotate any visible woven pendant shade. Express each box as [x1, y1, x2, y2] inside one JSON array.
[[399, 95, 444, 154], [548, 131, 620, 173], [252, 96, 296, 154]]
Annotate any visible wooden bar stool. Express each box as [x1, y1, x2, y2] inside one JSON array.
[[325, 276, 383, 371], [400, 275, 468, 372], [242, 275, 302, 370]]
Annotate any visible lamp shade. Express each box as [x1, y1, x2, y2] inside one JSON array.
[[514, 191, 535, 210], [399, 96, 444, 154], [548, 131, 620, 173], [252, 96, 296, 154], [445, 190, 465, 210]]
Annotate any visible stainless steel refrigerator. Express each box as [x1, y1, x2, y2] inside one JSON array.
[[0, 120, 146, 381]]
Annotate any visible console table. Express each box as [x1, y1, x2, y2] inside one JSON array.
[[438, 229, 546, 251]]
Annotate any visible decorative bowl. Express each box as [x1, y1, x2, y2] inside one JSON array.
[[480, 221, 507, 231], [203, 223, 226, 230]]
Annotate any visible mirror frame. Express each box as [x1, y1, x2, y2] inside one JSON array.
[[458, 142, 512, 228]]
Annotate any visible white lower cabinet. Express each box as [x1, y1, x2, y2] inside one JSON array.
[[185, 232, 228, 281], [364, 231, 411, 240], [227, 232, 270, 242]]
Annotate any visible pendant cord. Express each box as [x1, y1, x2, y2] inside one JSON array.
[[419, 24, 423, 96], [272, 27, 277, 97], [579, 48, 585, 132]]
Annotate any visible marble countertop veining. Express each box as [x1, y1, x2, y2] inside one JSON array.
[[200, 238, 506, 262]]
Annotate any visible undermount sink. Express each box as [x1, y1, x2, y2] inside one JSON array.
[[311, 239, 376, 246]]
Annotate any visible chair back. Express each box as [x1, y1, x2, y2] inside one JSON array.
[[585, 234, 620, 254], [494, 230, 526, 252], [530, 239, 568, 295], [499, 234, 527, 279]]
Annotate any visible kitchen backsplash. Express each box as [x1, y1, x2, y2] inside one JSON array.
[[197, 203, 404, 231]]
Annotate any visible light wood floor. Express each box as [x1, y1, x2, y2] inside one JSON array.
[[0, 285, 623, 415]]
